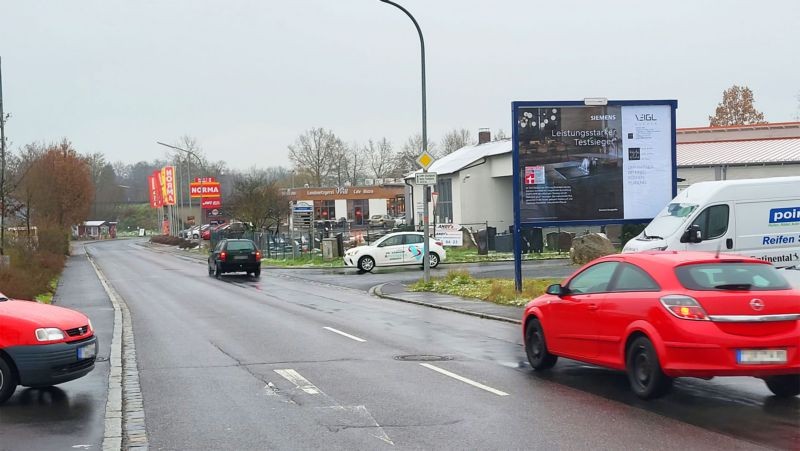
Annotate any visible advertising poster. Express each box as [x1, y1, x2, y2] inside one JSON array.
[[150, 170, 164, 208], [434, 223, 463, 246], [514, 102, 674, 224]]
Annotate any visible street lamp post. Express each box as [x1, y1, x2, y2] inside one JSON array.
[[157, 141, 206, 236], [379, 0, 431, 282]]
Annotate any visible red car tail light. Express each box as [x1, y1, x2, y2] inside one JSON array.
[[255, 250, 262, 260], [435, 241, 443, 247], [660, 295, 709, 321], [220, 251, 227, 262]]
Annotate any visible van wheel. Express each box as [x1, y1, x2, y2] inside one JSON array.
[[0, 356, 18, 404], [626, 336, 673, 399], [764, 375, 800, 397], [358, 256, 375, 272]]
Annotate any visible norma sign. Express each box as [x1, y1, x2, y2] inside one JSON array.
[[415, 172, 438, 185], [162, 166, 176, 205], [190, 182, 221, 198]]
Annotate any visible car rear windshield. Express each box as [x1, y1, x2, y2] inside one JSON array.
[[226, 241, 255, 251], [675, 262, 791, 291]]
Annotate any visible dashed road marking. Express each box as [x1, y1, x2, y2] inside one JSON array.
[[274, 369, 321, 394], [420, 363, 509, 397], [323, 326, 367, 342]]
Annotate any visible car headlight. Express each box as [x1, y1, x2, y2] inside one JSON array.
[[35, 328, 65, 342]]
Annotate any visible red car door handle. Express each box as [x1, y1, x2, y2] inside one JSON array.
[[587, 303, 598, 310]]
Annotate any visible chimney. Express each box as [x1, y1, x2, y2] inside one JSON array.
[[478, 128, 491, 144]]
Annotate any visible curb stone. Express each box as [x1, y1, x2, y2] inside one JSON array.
[[371, 283, 521, 325], [87, 249, 148, 451]]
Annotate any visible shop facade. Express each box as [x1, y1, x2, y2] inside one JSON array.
[[284, 185, 405, 226]]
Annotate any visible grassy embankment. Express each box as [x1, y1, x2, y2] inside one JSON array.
[[408, 269, 559, 307]]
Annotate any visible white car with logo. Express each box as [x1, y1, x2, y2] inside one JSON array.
[[343, 232, 446, 272]]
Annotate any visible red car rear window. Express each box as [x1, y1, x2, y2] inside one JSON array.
[[675, 263, 791, 291]]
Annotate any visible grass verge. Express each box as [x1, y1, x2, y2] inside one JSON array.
[[34, 277, 60, 304], [408, 269, 558, 307]]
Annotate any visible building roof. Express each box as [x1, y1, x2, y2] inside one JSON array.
[[677, 138, 800, 166], [408, 139, 512, 177], [83, 220, 108, 227]]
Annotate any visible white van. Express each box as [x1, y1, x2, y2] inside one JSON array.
[[622, 176, 800, 267]]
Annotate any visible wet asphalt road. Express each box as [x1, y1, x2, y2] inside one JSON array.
[[0, 245, 113, 451], [3, 239, 798, 450]]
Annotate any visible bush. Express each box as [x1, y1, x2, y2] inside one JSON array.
[[621, 223, 647, 245], [0, 242, 65, 300]]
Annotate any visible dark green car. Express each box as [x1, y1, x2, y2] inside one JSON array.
[[208, 239, 262, 278]]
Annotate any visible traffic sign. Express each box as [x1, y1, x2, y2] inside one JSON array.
[[416, 151, 435, 170], [415, 172, 438, 185]]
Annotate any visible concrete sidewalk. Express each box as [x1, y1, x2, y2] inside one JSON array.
[[372, 282, 524, 324]]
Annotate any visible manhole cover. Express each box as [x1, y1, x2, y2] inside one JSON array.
[[394, 355, 453, 362]]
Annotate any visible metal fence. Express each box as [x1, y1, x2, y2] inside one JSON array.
[[210, 223, 406, 259]]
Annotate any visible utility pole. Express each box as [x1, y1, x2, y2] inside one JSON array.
[[0, 56, 7, 258]]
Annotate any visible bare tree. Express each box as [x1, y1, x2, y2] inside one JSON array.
[[494, 129, 508, 141], [329, 138, 350, 187], [227, 170, 289, 233], [288, 128, 341, 187], [345, 141, 366, 186], [365, 138, 395, 179], [440, 128, 473, 155], [709, 85, 767, 126]]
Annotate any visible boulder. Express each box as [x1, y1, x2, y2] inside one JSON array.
[[570, 233, 616, 265]]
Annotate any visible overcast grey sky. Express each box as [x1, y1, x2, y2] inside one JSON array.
[[1, 0, 798, 169]]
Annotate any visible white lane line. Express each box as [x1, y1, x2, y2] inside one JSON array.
[[274, 369, 321, 394], [420, 363, 509, 397], [323, 326, 367, 343]]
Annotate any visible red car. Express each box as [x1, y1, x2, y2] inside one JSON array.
[[0, 293, 97, 404], [523, 252, 800, 399]]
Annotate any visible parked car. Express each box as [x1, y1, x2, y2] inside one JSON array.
[[343, 231, 445, 272], [522, 251, 800, 399], [208, 239, 262, 278], [369, 214, 395, 228], [394, 215, 407, 227], [193, 224, 210, 239], [0, 292, 97, 404], [201, 223, 216, 240]]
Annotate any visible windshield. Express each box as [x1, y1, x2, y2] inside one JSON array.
[[643, 203, 698, 239]]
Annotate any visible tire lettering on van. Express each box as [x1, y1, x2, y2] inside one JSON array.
[[751, 252, 800, 264]]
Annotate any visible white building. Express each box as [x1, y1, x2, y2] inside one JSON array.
[[408, 123, 800, 231]]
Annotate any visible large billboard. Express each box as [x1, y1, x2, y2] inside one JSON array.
[[512, 100, 677, 225]]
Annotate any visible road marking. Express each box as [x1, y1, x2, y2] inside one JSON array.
[[420, 363, 509, 397], [323, 326, 366, 342], [274, 369, 321, 394]]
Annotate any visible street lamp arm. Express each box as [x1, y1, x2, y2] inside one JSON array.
[[155, 141, 203, 168], [378, 0, 427, 154]]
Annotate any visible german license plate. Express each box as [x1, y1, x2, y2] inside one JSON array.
[[736, 349, 787, 364], [77, 342, 97, 360], [234, 255, 248, 260]]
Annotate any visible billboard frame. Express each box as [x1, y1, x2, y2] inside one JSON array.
[[511, 99, 678, 290]]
